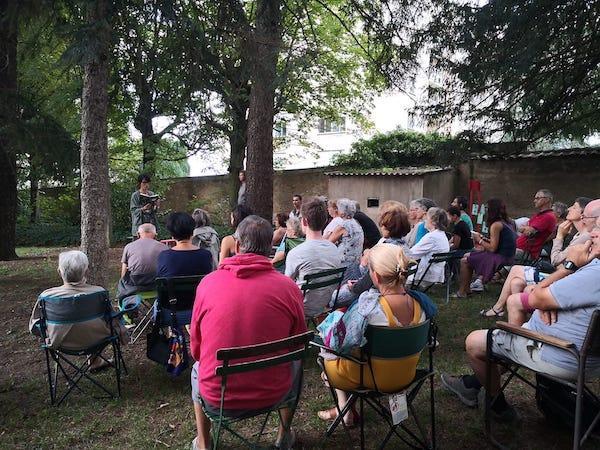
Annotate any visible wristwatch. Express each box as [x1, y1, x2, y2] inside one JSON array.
[[563, 260, 579, 272]]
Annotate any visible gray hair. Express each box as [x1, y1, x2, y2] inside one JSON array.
[[286, 216, 303, 237], [410, 198, 436, 212], [58, 250, 89, 283], [192, 208, 211, 227], [427, 207, 449, 231], [234, 215, 273, 256], [337, 198, 357, 218], [137, 223, 157, 234], [537, 189, 553, 202], [552, 202, 568, 220]]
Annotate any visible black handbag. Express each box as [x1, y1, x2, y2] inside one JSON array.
[[146, 324, 171, 365]]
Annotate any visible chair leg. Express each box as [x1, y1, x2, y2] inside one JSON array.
[[573, 368, 585, 450], [430, 367, 436, 450], [112, 341, 122, 398], [360, 396, 365, 450], [45, 349, 56, 405]]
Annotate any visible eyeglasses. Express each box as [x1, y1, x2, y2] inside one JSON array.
[[533, 196, 548, 200], [582, 215, 600, 220]]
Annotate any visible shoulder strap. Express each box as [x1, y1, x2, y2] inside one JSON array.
[[378, 296, 397, 327], [411, 298, 422, 324]]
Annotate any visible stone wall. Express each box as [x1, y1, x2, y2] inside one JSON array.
[[456, 154, 600, 217]]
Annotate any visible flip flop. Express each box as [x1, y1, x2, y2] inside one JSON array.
[[480, 307, 505, 318], [317, 406, 361, 428]]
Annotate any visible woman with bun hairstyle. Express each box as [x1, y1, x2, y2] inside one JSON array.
[[317, 244, 432, 426]]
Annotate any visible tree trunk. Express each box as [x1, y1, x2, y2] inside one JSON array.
[[134, 77, 157, 175], [80, 0, 111, 288], [245, 0, 282, 220], [0, 0, 18, 260], [228, 105, 248, 208], [29, 155, 39, 223]]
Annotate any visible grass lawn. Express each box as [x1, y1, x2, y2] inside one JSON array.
[[0, 247, 590, 449]]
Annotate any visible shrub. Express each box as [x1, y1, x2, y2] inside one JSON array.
[[16, 223, 80, 247]]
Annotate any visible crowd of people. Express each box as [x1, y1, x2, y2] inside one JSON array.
[[29, 176, 600, 449]]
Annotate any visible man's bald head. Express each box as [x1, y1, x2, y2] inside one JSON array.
[[584, 199, 600, 219]]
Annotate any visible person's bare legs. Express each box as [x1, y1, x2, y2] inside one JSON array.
[[458, 255, 474, 296], [465, 330, 501, 395], [276, 407, 293, 443], [506, 293, 530, 326], [193, 402, 212, 449], [485, 266, 527, 315]]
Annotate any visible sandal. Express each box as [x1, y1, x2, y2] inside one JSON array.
[[317, 406, 361, 428], [480, 307, 505, 318], [89, 358, 113, 373], [451, 291, 469, 299]]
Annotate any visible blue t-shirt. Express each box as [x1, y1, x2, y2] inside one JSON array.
[[157, 248, 213, 278], [526, 258, 600, 374], [414, 222, 428, 245]]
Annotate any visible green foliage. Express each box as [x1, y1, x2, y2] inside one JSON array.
[[16, 223, 80, 247], [424, 0, 600, 141], [333, 129, 462, 169]]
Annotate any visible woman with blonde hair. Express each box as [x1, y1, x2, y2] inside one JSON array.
[[317, 244, 433, 426]]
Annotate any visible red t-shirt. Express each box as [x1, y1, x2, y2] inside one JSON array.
[[190, 253, 307, 410], [516, 209, 556, 258]]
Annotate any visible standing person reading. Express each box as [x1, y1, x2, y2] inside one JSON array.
[[130, 173, 159, 239]]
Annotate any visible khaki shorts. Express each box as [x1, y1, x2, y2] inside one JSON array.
[[491, 329, 577, 380]]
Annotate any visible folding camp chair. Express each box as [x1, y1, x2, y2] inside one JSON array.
[[124, 289, 157, 344], [411, 252, 462, 303], [204, 331, 314, 448], [37, 290, 135, 406], [485, 314, 600, 450], [313, 319, 438, 449], [300, 267, 346, 326]]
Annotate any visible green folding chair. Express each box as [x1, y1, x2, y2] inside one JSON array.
[[126, 289, 157, 344], [300, 267, 346, 326], [313, 319, 437, 449], [204, 331, 314, 448]]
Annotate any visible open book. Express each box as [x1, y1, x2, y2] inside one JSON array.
[[140, 192, 160, 206]]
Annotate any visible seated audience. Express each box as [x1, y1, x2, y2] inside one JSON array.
[[515, 189, 557, 260], [158, 212, 213, 278], [323, 199, 343, 238], [447, 206, 474, 255], [189, 215, 307, 449], [29, 250, 128, 370], [552, 201, 568, 227], [406, 198, 437, 247], [192, 208, 220, 270], [441, 227, 600, 421], [317, 244, 430, 426], [451, 195, 474, 231], [328, 198, 365, 280], [335, 201, 411, 307], [285, 197, 342, 317], [480, 198, 598, 317], [117, 223, 168, 299], [353, 203, 382, 249], [455, 199, 516, 297], [272, 216, 305, 271], [272, 212, 288, 246], [407, 207, 451, 287], [219, 204, 253, 263]]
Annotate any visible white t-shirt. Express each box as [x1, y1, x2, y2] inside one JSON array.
[[323, 217, 343, 238], [407, 229, 450, 284]]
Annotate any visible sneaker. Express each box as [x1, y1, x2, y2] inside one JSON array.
[[477, 389, 519, 423], [470, 278, 484, 292], [440, 374, 479, 407]]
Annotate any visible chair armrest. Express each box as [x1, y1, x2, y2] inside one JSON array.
[[495, 321, 575, 350], [112, 295, 142, 319], [309, 339, 365, 365]]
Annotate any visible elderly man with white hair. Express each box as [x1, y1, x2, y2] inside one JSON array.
[[29, 250, 128, 370], [117, 223, 168, 299]]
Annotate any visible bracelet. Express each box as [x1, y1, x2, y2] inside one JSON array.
[[520, 292, 532, 311]]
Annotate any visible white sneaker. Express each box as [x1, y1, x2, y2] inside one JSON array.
[[470, 278, 484, 292]]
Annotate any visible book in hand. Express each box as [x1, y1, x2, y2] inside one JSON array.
[[140, 193, 160, 206]]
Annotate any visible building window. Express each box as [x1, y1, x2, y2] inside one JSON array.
[[274, 121, 287, 138], [318, 118, 346, 134], [367, 197, 379, 208]]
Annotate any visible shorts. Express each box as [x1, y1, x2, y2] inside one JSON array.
[[491, 329, 577, 380], [523, 266, 548, 285], [191, 360, 302, 418]]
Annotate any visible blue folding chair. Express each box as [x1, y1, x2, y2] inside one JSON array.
[[36, 290, 135, 406]]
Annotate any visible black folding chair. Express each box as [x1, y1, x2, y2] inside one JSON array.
[[312, 320, 438, 449], [410, 252, 462, 303], [485, 314, 600, 450], [36, 290, 134, 406], [300, 267, 346, 326], [204, 331, 314, 448]]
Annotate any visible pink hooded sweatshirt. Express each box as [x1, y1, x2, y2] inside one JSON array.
[[190, 253, 306, 410]]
